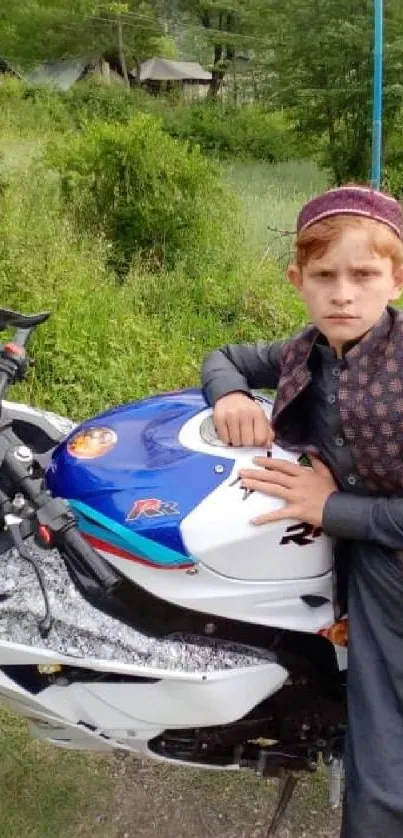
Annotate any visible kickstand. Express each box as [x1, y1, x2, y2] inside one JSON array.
[[265, 772, 299, 837]]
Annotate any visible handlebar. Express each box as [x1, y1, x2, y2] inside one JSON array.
[[0, 309, 122, 597], [0, 442, 120, 593]]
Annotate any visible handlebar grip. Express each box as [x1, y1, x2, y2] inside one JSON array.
[[61, 526, 121, 593], [0, 313, 49, 403], [0, 333, 32, 402]]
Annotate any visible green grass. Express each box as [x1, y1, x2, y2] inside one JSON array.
[[0, 708, 112, 838]]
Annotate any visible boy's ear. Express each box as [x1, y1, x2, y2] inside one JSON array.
[[287, 263, 303, 291], [390, 265, 403, 300]]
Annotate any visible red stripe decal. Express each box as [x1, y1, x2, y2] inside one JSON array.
[[83, 533, 194, 570]]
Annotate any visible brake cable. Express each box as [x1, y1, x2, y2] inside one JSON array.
[[6, 515, 53, 637]]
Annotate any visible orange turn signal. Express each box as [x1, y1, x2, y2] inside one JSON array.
[[318, 618, 349, 647]]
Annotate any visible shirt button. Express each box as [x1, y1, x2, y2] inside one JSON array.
[[332, 367, 341, 378], [347, 474, 358, 486], [327, 394, 336, 404], [335, 435, 344, 447]]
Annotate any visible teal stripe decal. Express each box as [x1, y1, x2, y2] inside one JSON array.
[[69, 499, 196, 567]]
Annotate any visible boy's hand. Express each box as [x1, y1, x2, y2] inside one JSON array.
[[214, 392, 274, 447], [239, 456, 338, 527]]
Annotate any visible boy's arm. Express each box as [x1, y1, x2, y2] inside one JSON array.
[[201, 340, 286, 406], [323, 493, 403, 548]]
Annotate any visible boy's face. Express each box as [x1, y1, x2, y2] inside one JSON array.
[[288, 227, 403, 356]]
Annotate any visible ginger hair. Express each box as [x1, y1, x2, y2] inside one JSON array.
[[295, 215, 403, 271]]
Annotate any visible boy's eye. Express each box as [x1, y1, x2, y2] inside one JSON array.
[[354, 270, 375, 279], [313, 271, 334, 279]]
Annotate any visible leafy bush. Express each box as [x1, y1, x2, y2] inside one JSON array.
[[48, 112, 239, 273], [60, 81, 144, 128], [162, 103, 303, 162], [59, 82, 302, 163], [0, 77, 37, 130], [0, 76, 26, 102], [0, 77, 72, 134], [1, 76, 305, 164], [22, 86, 73, 130], [0, 142, 302, 421]]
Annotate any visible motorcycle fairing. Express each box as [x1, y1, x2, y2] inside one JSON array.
[[0, 644, 289, 754]]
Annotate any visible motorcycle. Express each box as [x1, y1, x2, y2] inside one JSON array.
[[0, 308, 347, 835]]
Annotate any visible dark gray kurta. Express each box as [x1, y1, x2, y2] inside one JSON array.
[[201, 339, 403, 838]]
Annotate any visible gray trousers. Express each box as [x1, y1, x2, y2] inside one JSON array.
[[341, 545, 403, 837]]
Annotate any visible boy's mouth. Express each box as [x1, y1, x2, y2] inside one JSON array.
[[325, 315, 358, 321]]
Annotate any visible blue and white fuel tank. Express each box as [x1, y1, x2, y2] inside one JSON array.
[[46, 389, 335, 631]]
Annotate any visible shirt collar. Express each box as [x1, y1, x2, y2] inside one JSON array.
[[310, 307, 393, 363]]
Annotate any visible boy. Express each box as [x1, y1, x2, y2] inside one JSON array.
[[201, 185, 403, 838]]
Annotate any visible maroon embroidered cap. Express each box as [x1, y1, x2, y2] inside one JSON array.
[[297, 185, 403, 240]]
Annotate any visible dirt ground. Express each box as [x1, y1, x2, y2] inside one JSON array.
[[82, 753, 342, 838]]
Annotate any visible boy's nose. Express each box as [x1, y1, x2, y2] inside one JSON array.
[[330, 277, 354, 305]]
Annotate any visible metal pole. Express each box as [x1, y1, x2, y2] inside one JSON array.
[[371, 0, 383, 189]]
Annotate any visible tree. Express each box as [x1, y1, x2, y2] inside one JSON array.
[[269, 0, 403, 184], [0, 0, 174, 71], [161, 0, 272, 98]]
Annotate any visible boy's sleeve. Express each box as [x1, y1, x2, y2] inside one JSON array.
[[323, 492, 403, 549], [201, 340, 286, 406]]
